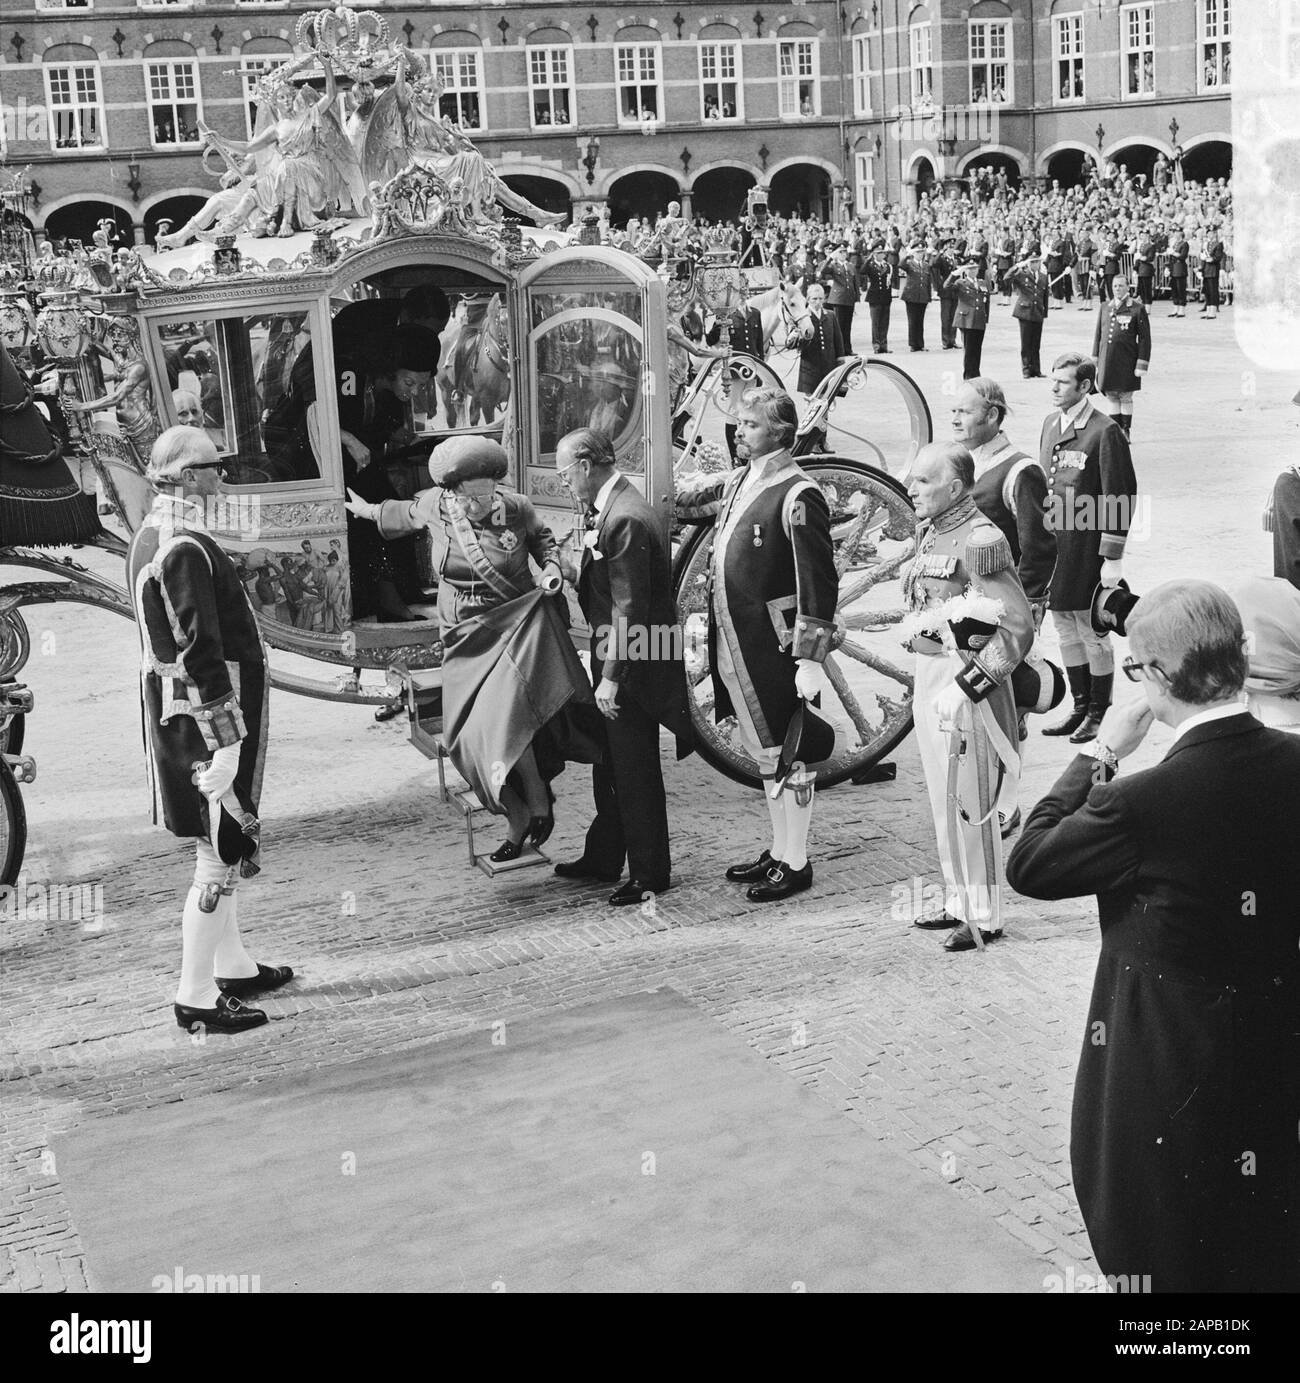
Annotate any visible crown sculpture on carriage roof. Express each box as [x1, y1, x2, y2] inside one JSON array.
[[149, 4, 564, 278]]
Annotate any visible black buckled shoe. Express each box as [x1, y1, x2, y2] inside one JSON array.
[[746, 860, 813, 902], [555, 858, 621, 882], [725, 849, 773, 883], [943, 923, 1002, 952], [174, 994, 268, 1034], [216, 963, 294, 999]]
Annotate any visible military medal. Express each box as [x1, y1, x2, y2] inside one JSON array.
[[498, 529, 518, 552], [752, 524, 763, 548]]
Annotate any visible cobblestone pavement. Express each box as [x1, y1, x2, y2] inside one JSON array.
[[2, 300, 1294, 1292]]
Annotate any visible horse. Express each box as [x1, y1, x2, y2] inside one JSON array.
[[437, 293, 510, 428]]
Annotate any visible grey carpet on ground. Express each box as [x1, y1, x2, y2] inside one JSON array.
[[54, 989, 1047, 1292]]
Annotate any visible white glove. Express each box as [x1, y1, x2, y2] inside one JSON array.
[[345, 488, 379, 523], [197, 741, 241, 799], [934, 682, 968, 730], [794, 660, 830, 702], [1099, 559, 1124, 588], [540, 561, 563, 594]]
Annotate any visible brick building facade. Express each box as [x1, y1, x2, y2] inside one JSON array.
[[0, 0, 1238, 246]]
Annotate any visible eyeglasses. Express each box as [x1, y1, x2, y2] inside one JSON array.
[[1121, 656, 1162, 683]]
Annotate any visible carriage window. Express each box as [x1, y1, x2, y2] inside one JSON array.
[[532, 296, 644, 467], [161, 311, 319, 485]]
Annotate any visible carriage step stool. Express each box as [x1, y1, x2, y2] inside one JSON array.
[[389, 664, 550, 876]]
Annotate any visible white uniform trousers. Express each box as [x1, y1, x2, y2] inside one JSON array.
[[913, 651, 1015, 928]]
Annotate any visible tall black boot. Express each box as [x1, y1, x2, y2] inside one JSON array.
[[1070, 671, 1114, 744], [1043, 664, 1091, 736]]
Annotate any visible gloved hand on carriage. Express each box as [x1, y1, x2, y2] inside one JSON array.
[[196, 742, 241, 800], [345, 488, 379, 523], [540, 560, 564, 595]]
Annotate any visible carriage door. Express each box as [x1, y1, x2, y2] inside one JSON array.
[[514, 247, 671, 551]]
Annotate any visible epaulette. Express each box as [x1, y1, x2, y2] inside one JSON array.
[[966, 522, 1014, 576]]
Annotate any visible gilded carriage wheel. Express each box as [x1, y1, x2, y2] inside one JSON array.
[[0, 755, 25, 889], [673, 457, 919, 791]]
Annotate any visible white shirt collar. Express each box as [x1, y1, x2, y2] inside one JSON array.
[[592, 471, 622, 514], [969, 431, 1013, 473], [739, 447, 792, 488], [1167, 700, 1249, 749], [1059, 396, 1092, 432]]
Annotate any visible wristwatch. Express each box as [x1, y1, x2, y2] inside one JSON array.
[[1085, 741, 1119, 774]]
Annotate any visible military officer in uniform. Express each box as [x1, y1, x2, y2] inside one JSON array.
[[1092, 274, 1151, 440], [818, 241, 860, 353], [905, 443, 1035, 951], [947, 258, 993, 381], [796, 283, 846, 395], [1007, 248, 1049, 378], [1167, 226, 1190, 317], [676, 388, 839, 902], [900, 238, 935, 352], [1040, 352, 1139, 745], [862, 239, 893, 354], [932, 237, 960, 350]]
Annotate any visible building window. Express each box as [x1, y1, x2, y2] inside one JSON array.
[[969, 19, 1011, 104], [147, 60, 202, 146], [851, 34, 872, 116], [1199, 0, 1231, 90], [1121, 4, 1155, 97], [699, 42, 741, 121], [1054, 12, 1085, 102], [855, 151, 875, 216], [45, 63, 104, 149], [528, 46, 573, 126], [37, 0, 91, 9], [616, 43, 662, 125], [430, 49, 482, 130], [909, 24, 933, 107], [240, 56, 286, 138], [779, 39, 819, 117], [138, 0, 193, 8]]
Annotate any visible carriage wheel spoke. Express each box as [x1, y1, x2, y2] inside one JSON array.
[[823, 657, 878, 743], [834, 638, 914, 689], [838, 541, 915, 606]]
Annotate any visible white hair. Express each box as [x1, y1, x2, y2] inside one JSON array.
[[148, 424, 218, 482]]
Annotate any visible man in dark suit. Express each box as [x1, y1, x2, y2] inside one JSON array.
[[1008, 581, 1300, 1293], [1040, 352, 1138, 744], [861, 239, 893, 354], [796, 282, 845, 395], [1092, 275, 1151, 440], [555, 428, 693, 904], [706, 300, 768, 460]]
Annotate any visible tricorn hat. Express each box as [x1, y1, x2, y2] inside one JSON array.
[[770, 700, 836, 797], [1091, 579, 1142, 637], [1011, 656, 1065, 714]]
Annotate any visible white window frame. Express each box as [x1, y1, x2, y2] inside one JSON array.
[[527, 45, 575, 128], [698, 41, 742, 122], [778, 38, 820, 118], [429, 48, 484, 131], [44, 62, 105, 151], [36, 0, 92, 10], [615, 42, 663, 127], [146, 59, 203, 149], [968, 18, 1012, 106], [851, 34, 873, 117], [1053, 12, 1086, 104], [240, 56, 286, 138], [909, 24, 933, 107], [855, 151, 876, 216], [138, 0, 194, 9], [1121, 4, 1155, 98], [1198, 0, 1231, 92]]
